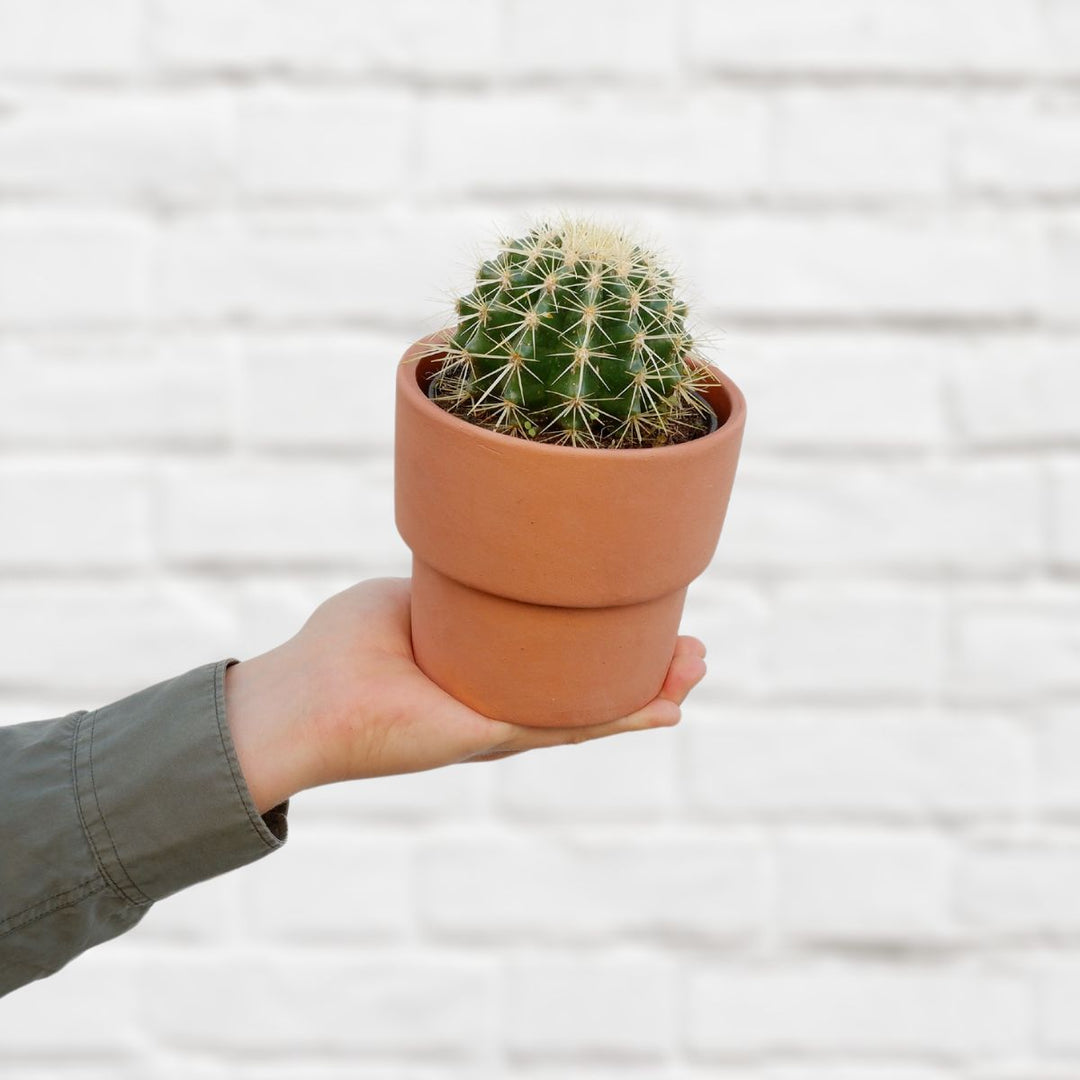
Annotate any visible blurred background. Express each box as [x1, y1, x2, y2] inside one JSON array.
[[0, 0, 1078, 1076]]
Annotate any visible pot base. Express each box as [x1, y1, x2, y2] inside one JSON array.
[[409, 557, 687, 728]]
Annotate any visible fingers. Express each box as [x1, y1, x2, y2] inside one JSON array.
[[476, 651, 707, 759]]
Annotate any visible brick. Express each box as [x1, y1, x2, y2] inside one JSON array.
[[419, 89, 767, 197], [685, 707, 1032, 819], [0, 90, 232, 203], [958, 89, 1080, 197], [686, 0, 1047, 75], [156, 459, 403, 571], [0, 353, 232, 449], [720, 463, 1042, 575], [776, 829, 954, 944], [492, 727, 679, 820], [139, 954, 494, 1054], [1045, 211, 1080, 323], [239, 332, 398, 450], [951, 587, 1080, 701], [772, 89, 953, 198], [292, 763, 482, 822], [1051, 461, 1080, 568], [238, 832, 412, 942], [0, 211, 149, 325], [687, 962, 1029, 1057], [766, 584, 944, 699], [0, 950, 137, 1052], [505, 953, 674, 1059], [503, 0, 678, 76], [725, 333, 945, 450], [695, 212, 1045, 319], [151, 209, 490, 323], [417, 830, 766, 942], [150, 0, 501, 75], [0, 465, 149, 569], [1037, 960, 1080, 1053], [1034, 706, 1080, 815], [0, 581, 235, 694], [958, 839, 1080, 936], [949, 337, 1080, 448], [0, 0, 142, 75], [237, 89, 410, 199], [673, 578, 768, 695]]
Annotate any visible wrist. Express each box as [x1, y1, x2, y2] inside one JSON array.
[[224, 640, 325, 814]]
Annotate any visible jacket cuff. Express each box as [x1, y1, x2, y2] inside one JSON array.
[[72, 659, 288, 905]]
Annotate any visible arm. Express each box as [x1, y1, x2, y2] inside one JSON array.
[[0, 577, 705, 996]]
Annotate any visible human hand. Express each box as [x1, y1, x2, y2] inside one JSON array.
[[225, 577, 707, 814]]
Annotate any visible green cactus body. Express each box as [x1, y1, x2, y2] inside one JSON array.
[[428, 216, 715, 449]]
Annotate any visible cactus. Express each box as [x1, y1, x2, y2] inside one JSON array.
[[424, 215, 716, 449]]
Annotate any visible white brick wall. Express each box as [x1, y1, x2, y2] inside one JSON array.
[[0, 0, 1077, 1075]]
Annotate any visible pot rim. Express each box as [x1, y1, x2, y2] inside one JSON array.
[[398, 329, 746, 462]]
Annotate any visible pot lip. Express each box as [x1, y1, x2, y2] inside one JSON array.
[[397, 329, 746, 461]]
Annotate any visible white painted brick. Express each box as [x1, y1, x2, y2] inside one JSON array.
[[0, 465, 149, 569], [151, 209, 489, 324], [133, 871, 239, 944], [238, 833, 412, 942], [1036, 959, 1080, 1053], [0, 211, 149, 325], [139, 953, 494, 1054], [776, 829, 954, 944], [760, 1069, 955, 1080], [239, 332, 398, 450], [686, 0, 1047, 75], [1051, 460, 1080, 568], [958, 90, 1080, 197], [685, 708, 1031, 819], [958, 839, 1080, 936], [418, 830, 765, 943], [503, 0, 678, 76], [951, 587, 1080, 701], [0, 950, 138, 1052], [0, 355, 232, 449], [674, 578, 768, 695], [949, 337, 1080, 448], [695, 212, 1045, 319], [151, 0, 502, 75], [157, 459, 401, 570], [492, 727, 678, 820], [726, 333, 945, 450], [687, 962, 1030, 1057], [291, 763, 483, 822], [0, 90, 233, 203], [505, 953, 673, 1059], [419, 89, 768, 197], [1034, 706, 1080, 815], [1047, 0, 1080, 75], [0, 581, 235, 693], [766, 584, 944, 699], [721, 462, 1042, 575], [1046, 211, 1080, 323], [237, 89, 411, 199], [0, 0, 142, 75], [772, 89, 954, 198]]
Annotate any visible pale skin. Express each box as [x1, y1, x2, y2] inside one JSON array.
[[224, 577, 708, 815]]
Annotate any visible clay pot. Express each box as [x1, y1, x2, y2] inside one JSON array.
[[394, 331, 746, 728]]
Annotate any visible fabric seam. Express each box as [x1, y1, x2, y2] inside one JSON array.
[[0, 876, 105, 938], [71, 710, 149, 907], [213, 659, 279, 852]]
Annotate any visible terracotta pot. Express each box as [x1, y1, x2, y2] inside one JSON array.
[[394, 331, 746, 728]]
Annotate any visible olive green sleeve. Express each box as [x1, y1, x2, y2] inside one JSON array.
[[0, 658, 288, 997]]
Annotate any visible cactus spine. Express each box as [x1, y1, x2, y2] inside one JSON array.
[[426, 215, 715, 449]]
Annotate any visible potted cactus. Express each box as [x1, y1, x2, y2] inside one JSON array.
[[395, 214, 745, 727]]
